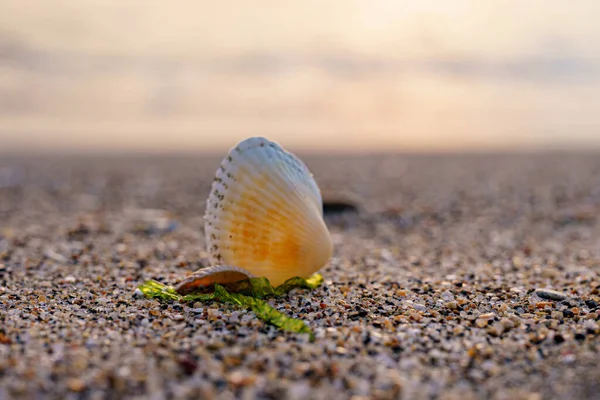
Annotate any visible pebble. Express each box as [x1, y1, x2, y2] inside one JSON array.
[[66, 378, 86, 392], [412, 303, 427, 312], [446, 301, 458, 310], [534, 288, 569, 301], [551, 311, 564, 321], [475, 318, 489, 328], [441, 290, 455, 302]]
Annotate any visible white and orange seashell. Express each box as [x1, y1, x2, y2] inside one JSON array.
[[175, 137, 333, 294]]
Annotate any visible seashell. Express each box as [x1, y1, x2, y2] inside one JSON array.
[[175, 136, 333, 293], [175, 265, 256, 295]]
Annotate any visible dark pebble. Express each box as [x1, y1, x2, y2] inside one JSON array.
[[554, 334, 565, 344], [584, 300, 598, 310], [535, 289, 569, 301]]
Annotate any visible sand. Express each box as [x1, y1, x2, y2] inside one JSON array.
[[0, 153, 599, 399]]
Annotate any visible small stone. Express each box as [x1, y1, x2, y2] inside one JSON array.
[[0, 333, 11, 344], [554, 334, 565, 344], [412, 304, 427, 312], [551, 311, 564, 321], [475, 319, 489, 328], [509, 314, 522, 327], [228, 371, 256, 387], [446, 301, 458, 310], [67, 378, 86, 392], [288, 383, 312, 400], [481, 360, 500, 375], [562, 354, 576, 364], [441, 290, 455, 302], [408, 311, 423, 322], [542, 319, 559, 329], [453, 325, 465, 334], [500, 318, 515, 331], [487, 323, 504, 337], [535, 301, 554, 309], [534, 289, 568, 301], [46, 249, 68, 263], [585, 299, 598, 309], [583, 320, 598, 331], [586, 312, 598, 320], [178, 355, 198, 376]]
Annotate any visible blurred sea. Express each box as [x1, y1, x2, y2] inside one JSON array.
[[0, 1, 598, 154]]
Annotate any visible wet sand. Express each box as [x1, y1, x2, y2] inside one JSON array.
[[0, 153, 599, 399]]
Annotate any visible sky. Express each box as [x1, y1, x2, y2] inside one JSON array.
[[0, 0, 599, 154]]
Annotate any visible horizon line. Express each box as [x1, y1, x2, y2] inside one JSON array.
[[2, 145, 600, 159]]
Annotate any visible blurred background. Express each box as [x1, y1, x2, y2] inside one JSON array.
[[0, 0, 599, 155]]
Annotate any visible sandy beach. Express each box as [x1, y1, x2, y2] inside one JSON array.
[[0, 153, 599, 399]]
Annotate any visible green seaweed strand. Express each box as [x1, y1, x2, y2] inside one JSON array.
[[137, 274, 323, 340]]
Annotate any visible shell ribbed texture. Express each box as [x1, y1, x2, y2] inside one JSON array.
[[203, 137, 332, 286]]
